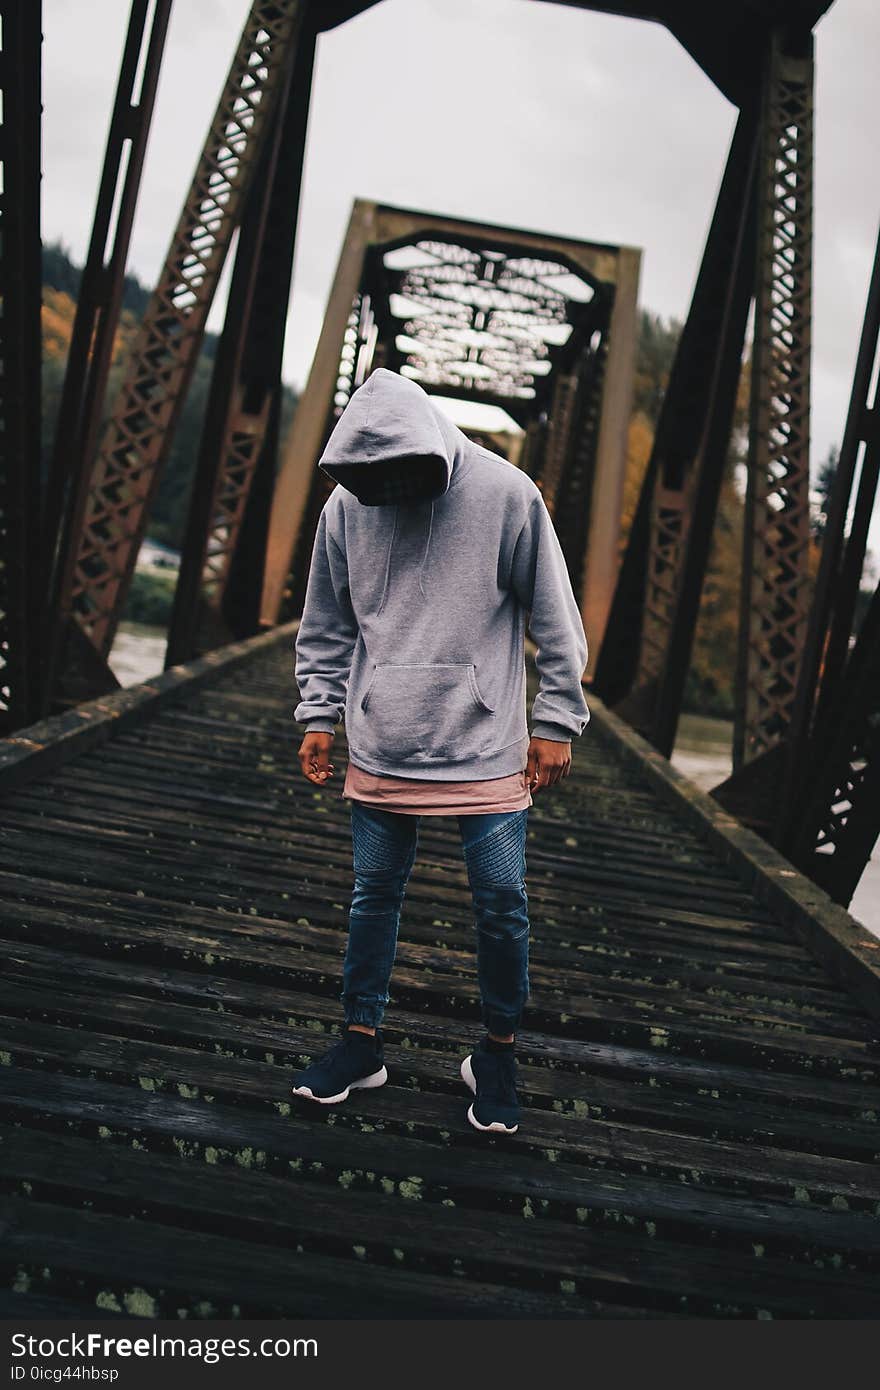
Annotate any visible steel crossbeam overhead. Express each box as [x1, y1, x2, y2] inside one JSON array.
[[0, 0, 43, 734], [260, 201, 640, 664], [49, 0, 306, 707], [40, 0, 173, 716]]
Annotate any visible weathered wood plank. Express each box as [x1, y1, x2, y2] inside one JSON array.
[[2, 1128, 878, 1317]]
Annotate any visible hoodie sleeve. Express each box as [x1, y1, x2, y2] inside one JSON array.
[[510, 490, 591, 743], [293, 505, 359, 734]]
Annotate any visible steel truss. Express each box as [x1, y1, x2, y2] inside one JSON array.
[[785, 581, 880, 905], [593, 107, 759, 749], [734, 28, 815, 769], [41, 0, 172, 713], [0, 0, 42, 733], [771, 224, 880, 903], [51, 0, 305, 705], [165, 14, 318, 667]]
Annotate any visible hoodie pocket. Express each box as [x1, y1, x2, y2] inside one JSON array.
[[357, 662, 496, 762]]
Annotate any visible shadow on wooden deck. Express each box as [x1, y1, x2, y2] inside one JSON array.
[[0, 623, 879, 1319]]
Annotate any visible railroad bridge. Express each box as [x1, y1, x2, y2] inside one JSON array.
[[1, 0, 879, 1318]]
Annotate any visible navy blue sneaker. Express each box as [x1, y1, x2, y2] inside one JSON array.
[[291, 1027, 387, 1105], [460, 1038, 520, 1134]]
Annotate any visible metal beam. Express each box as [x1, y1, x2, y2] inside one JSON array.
[[786, 581, 880, 906], [777, 222, 880, 841], [0, 0, 43, 733], [262, 201, 638, 629], [734, 26, 815, 769], [579, 248, 640, 673], [41, 0, 172, 713], [592, 108, 758, 711], [651, 142, 758, 756], [51, 0, 305, 696], [260, 200, 377, 626], [165, 14, 317, 667]]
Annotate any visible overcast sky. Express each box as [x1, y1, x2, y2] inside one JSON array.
[[42, 0, 880, 550]]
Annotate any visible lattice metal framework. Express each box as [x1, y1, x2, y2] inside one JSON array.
[[787, 583, 880, 905], [552, 324, 612, 602], [327, 291, 382, 431], [592, 107, 758, 718], [635, 485, 691, 692], [0, 0, 42, 734], [540, 369, 582, 516], [632, 117, 757, 759], [198, 400, 273, 622], [0, 0, 42, 733], [55, 0, 304, 669], [378, 239, 599, 414], [41, 0, 172, 713], [263, 201, 638, 639], [735, 29, 815, 768], [165, 15, 318, 667], [769, 223, 880, 890]]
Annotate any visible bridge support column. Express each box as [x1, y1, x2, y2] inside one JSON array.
[[0, 0, 43, 733], [165, 13, 318, 667], [593, 108, 759, 743], [40, 0, 172, 713], [734, 26, 815, 771], [47, 0, 305, 707], [579, 250, 640, 677], [260, 200, 377, 626]]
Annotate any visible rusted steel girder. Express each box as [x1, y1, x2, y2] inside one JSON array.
[[544, 318, 606, 606], [770, 222, 880, 886], [785, 581, 880, 907], [592, 108, 758, 728], [734, 26, 815, 770], [808, 229, 880, 742], [0, 0, 43, 734], [41, 0, 173, 715], [51, 0, 305, 701], [164, 15, 318, 668]]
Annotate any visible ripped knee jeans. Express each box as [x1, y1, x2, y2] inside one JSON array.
[[342, 800, 530, 1035]]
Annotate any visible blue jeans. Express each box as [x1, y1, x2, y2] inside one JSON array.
[[342, 800, 530, 1035]]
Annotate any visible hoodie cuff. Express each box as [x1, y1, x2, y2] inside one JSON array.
[[531, 721, 574, 743], [300, 718, 337, 734]]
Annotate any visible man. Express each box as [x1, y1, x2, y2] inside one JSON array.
[[290, 368, 590, 1135]]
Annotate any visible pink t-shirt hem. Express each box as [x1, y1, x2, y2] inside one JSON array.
[[342, 759, 532, 814]]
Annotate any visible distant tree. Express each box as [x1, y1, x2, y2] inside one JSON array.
[[631, 309, 682, 427], [812, 444, 839, 541]]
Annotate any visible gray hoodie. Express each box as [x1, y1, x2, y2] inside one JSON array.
[[293, 368, 590, 780]]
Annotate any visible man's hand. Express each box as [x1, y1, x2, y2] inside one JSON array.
[[299, 731, 336, 786], [524, 735, 571, 793]]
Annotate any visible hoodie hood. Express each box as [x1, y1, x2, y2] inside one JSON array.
[[317, 368, 470, 606]]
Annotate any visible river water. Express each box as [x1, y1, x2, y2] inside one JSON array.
[[108, 623, 878, 935]]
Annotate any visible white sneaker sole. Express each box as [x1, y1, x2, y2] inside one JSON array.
[[460, 1054, 519, 1134], [291, 1065, 388, 1105]]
